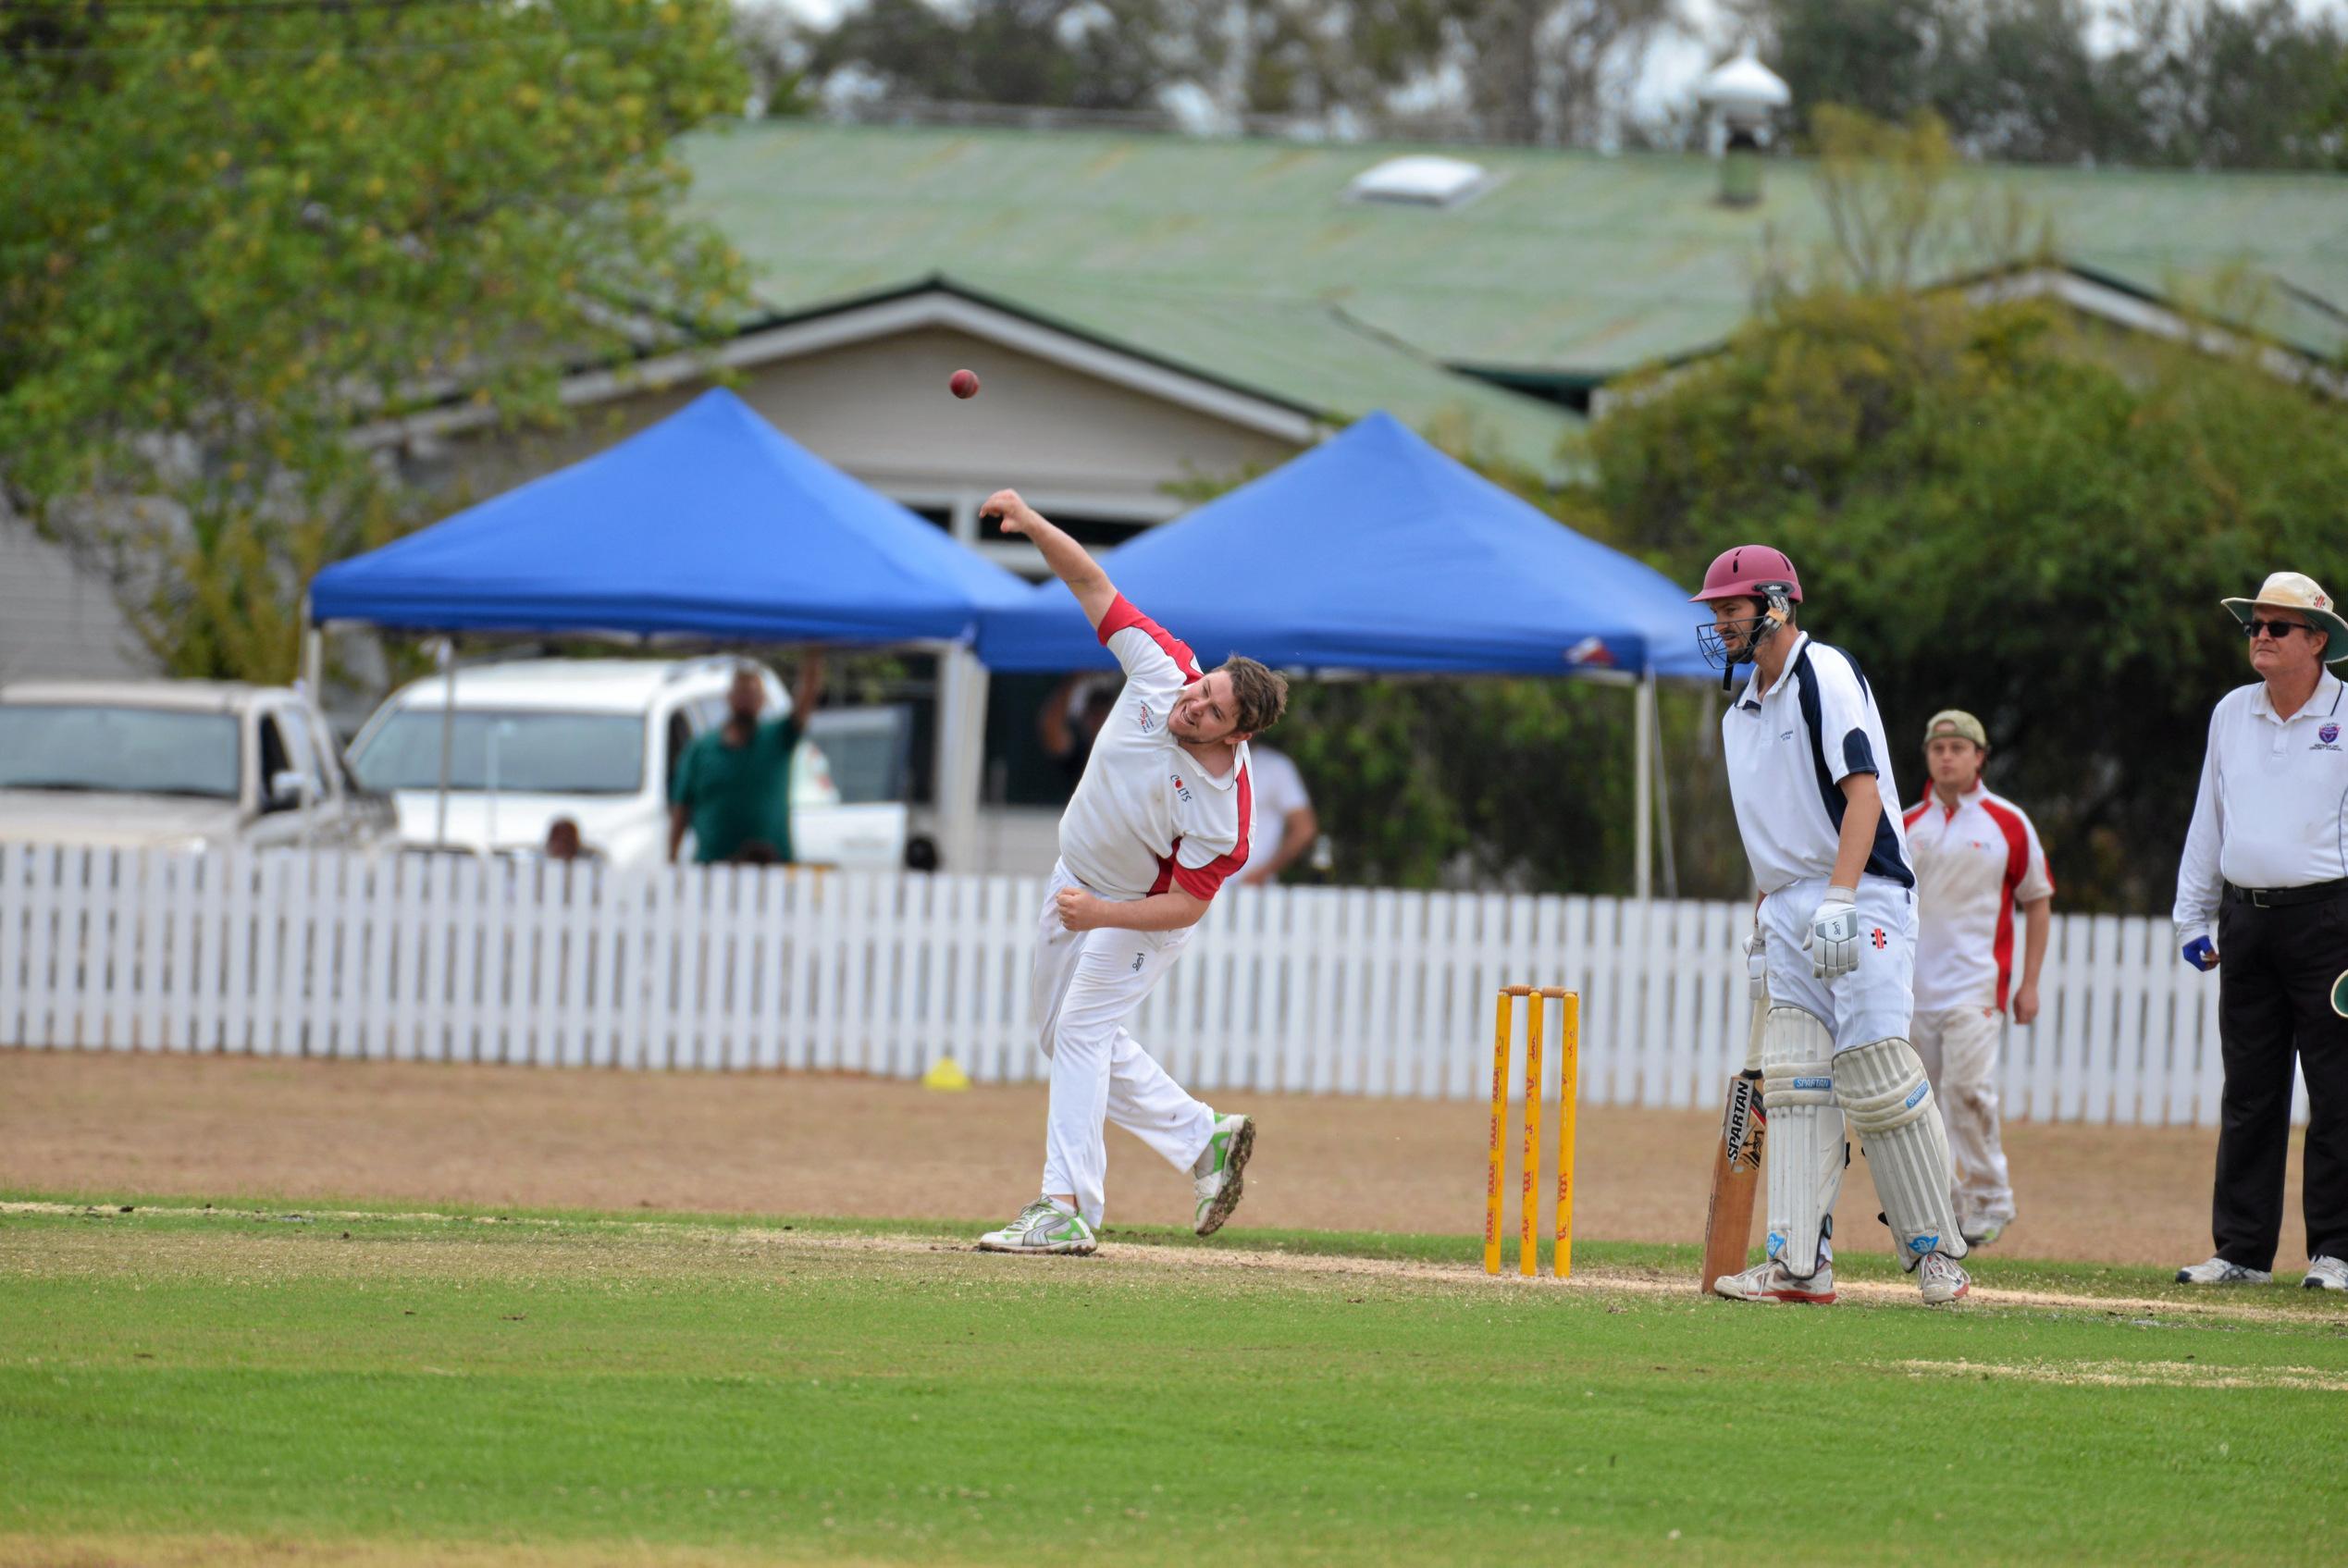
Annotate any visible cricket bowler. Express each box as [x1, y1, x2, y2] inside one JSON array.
[[974, 489, 1289, 1256], [1694, 546, 1971, 1306]]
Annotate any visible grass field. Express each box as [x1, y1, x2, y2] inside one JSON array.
[[5, 1194, 2345, 1567]]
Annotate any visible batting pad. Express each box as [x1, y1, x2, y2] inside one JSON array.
[[1837, 1036, 1969, 1269], [1760, 1006, 1843, 1278]]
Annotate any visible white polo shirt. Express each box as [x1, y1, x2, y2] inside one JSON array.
[[1057, 595, 1252, 902], [1246, 746, 1311, 869], [1904, 784, 2055, 1012], [1722, 633, 1915, 895], [2173, 671, 2348, 944]]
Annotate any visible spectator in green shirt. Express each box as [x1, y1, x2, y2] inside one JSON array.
[[667, 655, 824, 865]]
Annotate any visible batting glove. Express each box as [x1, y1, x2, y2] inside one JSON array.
[[1743, 923, 1768, 999], [1803, 887, 1860, 981], [2181, 936, 2218, 972]]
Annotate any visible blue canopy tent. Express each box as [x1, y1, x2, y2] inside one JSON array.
[[306, 388, 1030, 865], [975, 413, 1708, 893], [311, 388, 1029, 641], [976, 412, 1707, 679]]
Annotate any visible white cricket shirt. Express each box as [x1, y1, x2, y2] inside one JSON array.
[[1057, 595, 1253, 902], [1246, 746, 1311, 869], [2173, 672, 2348, 944], [1904, 784, 2055, 1012], [1722, 633, 1915, 896]]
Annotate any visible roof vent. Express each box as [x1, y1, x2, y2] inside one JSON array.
[[1696, 51, 1790, 206], [1346, 154, 1494, 209]]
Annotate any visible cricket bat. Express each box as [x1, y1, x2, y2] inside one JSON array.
[[1699, 995, 1769, 1293]]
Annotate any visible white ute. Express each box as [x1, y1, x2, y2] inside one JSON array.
[[345, 657, 911, 869], [0, 679, 394, 852]]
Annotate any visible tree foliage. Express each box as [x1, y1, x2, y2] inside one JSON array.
[[800, 0, 1670, 143], [1753, 0, 2348, 169], [1588, 286, 2348, 911], [0, 0, 750, 681]]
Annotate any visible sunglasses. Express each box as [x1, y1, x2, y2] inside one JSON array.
[[2243, 619, 2312, 639]]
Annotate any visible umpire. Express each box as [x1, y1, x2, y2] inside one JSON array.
[[2173, 571, 2348, 1291]]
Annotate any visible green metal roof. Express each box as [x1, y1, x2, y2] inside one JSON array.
[[683, 121, 2348, 457]]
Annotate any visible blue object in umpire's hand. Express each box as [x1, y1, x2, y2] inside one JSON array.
[[2181, 936, 2218, 971]]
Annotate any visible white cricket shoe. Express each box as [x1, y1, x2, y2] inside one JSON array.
[[1192, 1113, 1255, 1237], [1713, 1258, 1835, 1304], [1917, 1253, 1971, 1306], [976, 1200, 1096, 1256], [2175, 1256, 2272, 1285], [2302, 1255, 2348, 1291]]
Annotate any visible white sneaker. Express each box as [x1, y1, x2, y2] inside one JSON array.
[[1191, 1113, 1254, 1237], [1917, 1252, 1971, 1306], [976, 1199, 1096, 1256], [1712, 1258, 1835, 1304], [2303, 1255, 2348, 1291], [2175, 1256, 2272, 1285]]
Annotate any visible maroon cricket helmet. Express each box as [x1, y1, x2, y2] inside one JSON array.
[[1690, 546, 1803, 605]]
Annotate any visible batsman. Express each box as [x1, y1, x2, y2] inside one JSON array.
[[1694, 547, 1971, 1306]]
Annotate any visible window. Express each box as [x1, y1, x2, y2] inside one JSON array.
[[664, 712, 695, 793], [0, 704, 241, 800], [257, 715, 295, 811], [349, 711, 648, 795], [1346, 155, 1494, 209]]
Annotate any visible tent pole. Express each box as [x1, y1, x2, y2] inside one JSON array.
[[934, 645, 989, 873], [1633, 669, 1655, 902], [299, 593, 323, 699], [1650, 673, 1677, 899], [436, 636, 457, 848]]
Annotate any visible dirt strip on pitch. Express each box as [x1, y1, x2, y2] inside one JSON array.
[[0, 1049, 2321, 1268]]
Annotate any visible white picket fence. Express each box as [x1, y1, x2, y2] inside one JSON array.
[[0, 844, 2277, 1127]]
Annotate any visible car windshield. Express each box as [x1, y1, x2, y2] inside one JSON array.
[[351, 710, 644, 796], [0, 704, 241, 799]]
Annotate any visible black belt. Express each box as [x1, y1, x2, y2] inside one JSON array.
[[2225, 877, 2348, 910]]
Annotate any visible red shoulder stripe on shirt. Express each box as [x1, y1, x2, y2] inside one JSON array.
[[1097, 594, 1203, 683], [1901, 800, 1930, 831], [1172, 763, 1253, 903], [1980, 796, 2033, 1011]]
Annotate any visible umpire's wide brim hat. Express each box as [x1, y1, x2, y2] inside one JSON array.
[[2221, 571, 2348, 663]]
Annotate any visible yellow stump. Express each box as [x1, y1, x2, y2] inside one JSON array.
[[1549, 988, 1581, 1278], [1483, 988, 1520, 1275], [1521, 990, 1544, 1277]]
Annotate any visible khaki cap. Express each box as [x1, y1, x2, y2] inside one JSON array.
[[1922, 710, 1987, 749]]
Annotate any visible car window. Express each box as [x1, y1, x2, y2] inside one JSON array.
[[664, 711, 694, 792], [349, 710, 646, 795], [0, 704, 240, 799], [257, 714, 296, 811]]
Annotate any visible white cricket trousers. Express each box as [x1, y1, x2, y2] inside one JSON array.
[[1033, 861, 1217, 1228], [1910, 1004, 2017, 1231]]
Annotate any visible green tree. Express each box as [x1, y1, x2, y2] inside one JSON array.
[[1752, 0, 2348, 169], [0, 0, 750, 681], [1588, 286, 2348, 911]]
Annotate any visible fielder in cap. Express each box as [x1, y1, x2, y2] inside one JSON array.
[[1902, 710, 2053, 1248], [1695, 546, 1971, 1306], [2172, 570, 2348, 1291]]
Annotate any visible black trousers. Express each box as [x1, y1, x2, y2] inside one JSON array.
[[2213, 889, 2348, 1268]]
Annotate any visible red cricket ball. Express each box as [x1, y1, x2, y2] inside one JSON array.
[[949, 368, 980, 400]]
